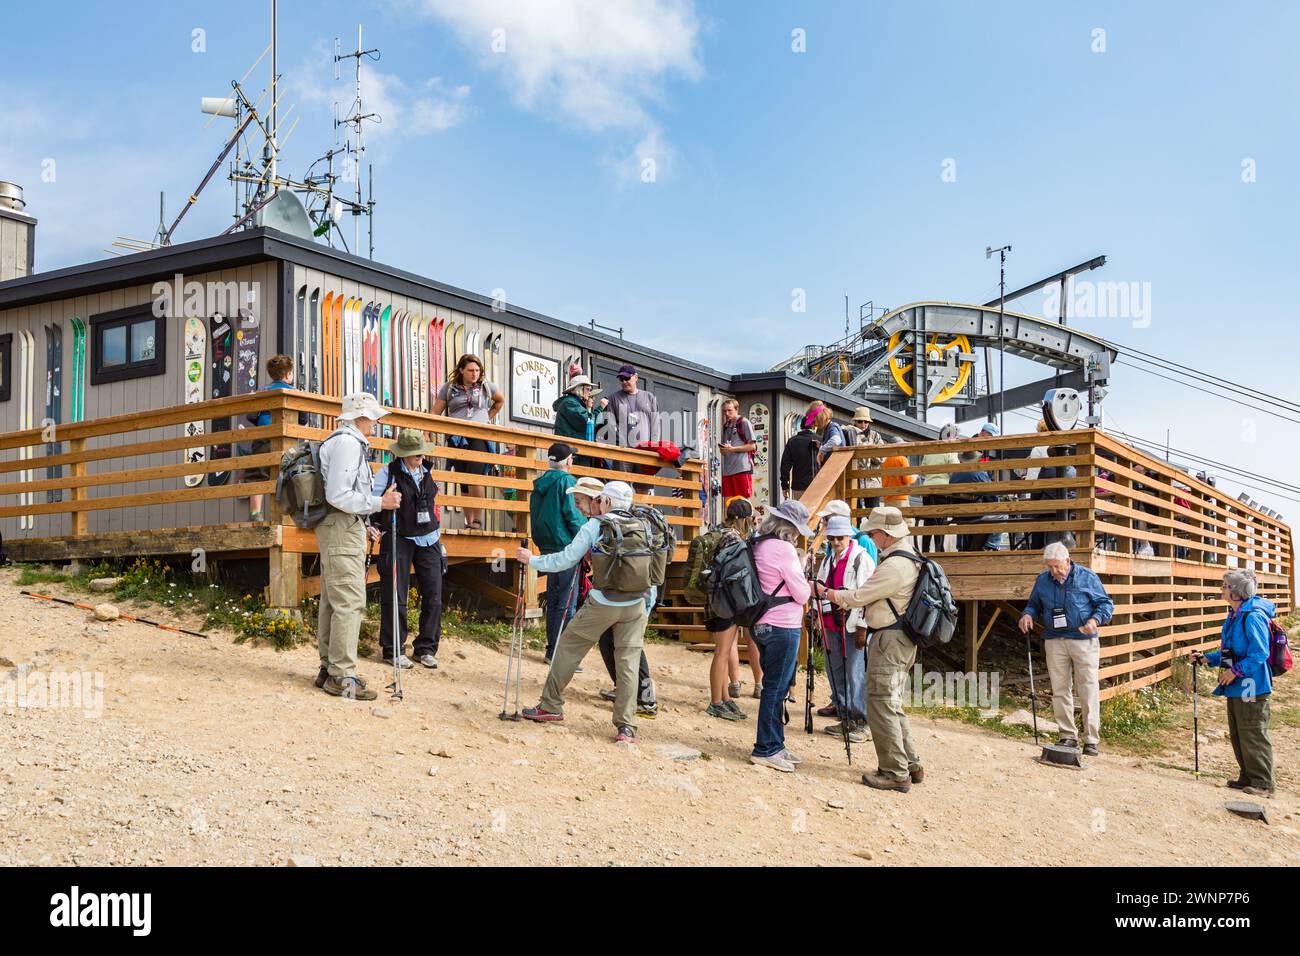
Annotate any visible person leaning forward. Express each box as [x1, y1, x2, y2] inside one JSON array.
[[315, 392, 402, 701], [516, 480, 656, 744], [819, 506, 924, 793]]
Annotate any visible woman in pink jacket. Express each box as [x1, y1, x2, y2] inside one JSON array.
[[749, 500, 814, 772]]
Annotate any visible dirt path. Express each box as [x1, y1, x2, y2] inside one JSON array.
[[2, 569, 1296, 866]]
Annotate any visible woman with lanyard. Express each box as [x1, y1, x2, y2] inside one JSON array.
[[433, 352, 506, 530], [369, 429, 446, 670]]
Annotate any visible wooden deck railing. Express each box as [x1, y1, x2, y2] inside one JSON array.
[[846, 429, 1294, 697], [0, 390, 704, 605]]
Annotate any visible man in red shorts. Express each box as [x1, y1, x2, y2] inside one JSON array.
[[718, 398, 757, 501]]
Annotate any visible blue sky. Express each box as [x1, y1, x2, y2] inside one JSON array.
[[4, 0, 1298, 508]]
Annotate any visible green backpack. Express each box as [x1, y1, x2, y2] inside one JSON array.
[[683, 527, 737, 606], [590, 504, 674, 596]]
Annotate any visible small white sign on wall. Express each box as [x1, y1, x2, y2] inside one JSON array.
[[510, 348, 560, 426]]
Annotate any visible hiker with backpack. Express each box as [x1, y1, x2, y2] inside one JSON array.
[[819, 506, 927, 792], [1017, 542, 1114, 756], [432, 353, 506, 531], [684, 497, 760, 721], [739, 500, 814, 772], [813, 515, 875, 742], [779, 406, 822, 499], [369, 429, 445, 671], [718, 399, 758, 502], [1190, 569, 1282, 797], [313, 393, 403, 701], [517, 481, 672, 743], [814, 404, 848, 467], [530, 443, 589, 663]]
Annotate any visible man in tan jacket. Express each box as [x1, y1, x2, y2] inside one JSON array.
[[818, 506, 923, 793]]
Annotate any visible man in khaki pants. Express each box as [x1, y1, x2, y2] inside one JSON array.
[[314, 392, 402, 701], [821, 506, 924, 793], [1018, 542, 1114, 755], [516, 480, 656, 744]]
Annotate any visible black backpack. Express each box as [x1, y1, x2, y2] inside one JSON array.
[[882, 550, 958, 649], [707, 534, 794, 628]]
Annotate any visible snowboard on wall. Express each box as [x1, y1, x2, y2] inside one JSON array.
[[351, 298, 363, 395], [233, 307, 261, 483], [491, 332, 503, 394], [380, 305, 393, 410], [207, 314, 235, 486], [430, 316, 443, 398], [308, 288, 321, 427], [332, 294, 344, 405], [320, 292, 334, 398], [183, 317, 208, 487], [295, 285, 307, 391], [44, 324, 63, 502], [415, 314, 428, 412], [748, 401, 771, 508]]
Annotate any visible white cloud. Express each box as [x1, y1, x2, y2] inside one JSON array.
[[419, 0, 702, 174]]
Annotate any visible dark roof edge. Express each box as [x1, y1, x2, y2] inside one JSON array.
[[728, 371, 939, 438]]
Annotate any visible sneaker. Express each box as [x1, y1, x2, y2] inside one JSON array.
[[323, 675, 378, 701], [728, 681, 742, 699], [382, 654, 414, 670], [1082, 742, 1099, 757], [522, 706, 563, 722], [616, 725, 637, 743], [706, 702, 744, 722], [598, 688, 617, 702], [722, 700, 748, 719], [781, 748, 803, 766], [861, 771, 910, 793], [415, 653, 438, 669], [751, 682, 763, 699], [816, 703, 838, 718], [750, 752, 796, 773], [824, 721, 868, 744], [636, 703, 658, 719]]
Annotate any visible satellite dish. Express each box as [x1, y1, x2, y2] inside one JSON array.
[[1043, 388, 1082, 430], [255, 191, 315, 241]]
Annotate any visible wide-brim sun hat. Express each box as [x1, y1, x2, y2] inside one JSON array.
[[770, 499, 814, 537], [853, 406, 873, 423], [340, 392, 388, 421], [824, 515, 856, 538], [564, 374, 601, 396], [816, 499, 851, 519], [566, 476, 605, 498], [863, 506, 909, 538], [390, 428, 436, 456]]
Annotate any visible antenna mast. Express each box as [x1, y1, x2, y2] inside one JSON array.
[[334, 25, 380, 256]]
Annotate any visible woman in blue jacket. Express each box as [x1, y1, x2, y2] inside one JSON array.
[[1191, 569, 1275, 796]]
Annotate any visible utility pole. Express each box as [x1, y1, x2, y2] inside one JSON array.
[[986, 244, 1012, 434]]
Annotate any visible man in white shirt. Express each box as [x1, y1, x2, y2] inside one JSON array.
[[315, 392, 402, 700]]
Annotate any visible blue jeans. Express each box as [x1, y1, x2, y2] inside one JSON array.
[[544, 563, 580, 659], [823, 626, 866, 722], [749, 622, 801, 758]]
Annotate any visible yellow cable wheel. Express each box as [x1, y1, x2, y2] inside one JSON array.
[[887, 331, 973, 403]]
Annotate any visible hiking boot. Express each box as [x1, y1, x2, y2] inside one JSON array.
[[415, 653, 438, 669], [909, 766, 925, 785], [824, 721, 868, 743], [383, 654, 414, 669], [751, 682, 763, 699], [781, 749, 803, 766], [1226, 777, 1248, 790], [816, 703, 838, 718], [861, 771, 911, 793], [706, 702, 744, 722], [1057, 737, 1079, 749], [323, 675, 378, 701], [314, 666, 329, 688], [598, 688, 617, 702], [728, 681, 742, 699], [722, 699, 747, 719], [750, 752, 795, 773], [616, 725, 637, 743], [522, 706, 563, 722], [1082, 742, 1099, 757]]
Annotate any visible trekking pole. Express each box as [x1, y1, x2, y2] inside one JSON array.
[[1192, 653, 1200, 779], [1025, 631, 1040, 745], [387, 498, 403, 702], [499, 537, 528, 721], [835, 603, 852, 765]]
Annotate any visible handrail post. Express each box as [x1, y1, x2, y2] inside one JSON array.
[[70, 437, 87, 538], [265, 395, 301, 610]]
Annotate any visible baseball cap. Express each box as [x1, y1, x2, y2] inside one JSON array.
[[617, 364, 637, 379], [547, 441, 575, 462]]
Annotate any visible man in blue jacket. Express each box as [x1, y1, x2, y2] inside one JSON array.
[[1018, 542, 1114, 754]]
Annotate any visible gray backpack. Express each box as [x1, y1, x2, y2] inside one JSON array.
[[275, 429, 357, 529]]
